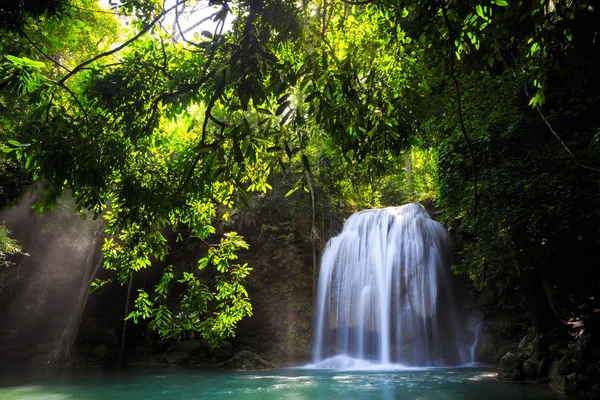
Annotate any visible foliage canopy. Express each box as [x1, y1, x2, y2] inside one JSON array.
[[1, 0, 599, 342]]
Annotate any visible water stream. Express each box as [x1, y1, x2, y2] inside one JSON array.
[[313, 204, 472, 367]]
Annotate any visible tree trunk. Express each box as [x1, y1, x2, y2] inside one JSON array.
[[116, 271, 133, 366], [405, 150, 414, 198], [304, 169, 319, 302], [519, 266, 565, 337], [48, 234, 103, 367]]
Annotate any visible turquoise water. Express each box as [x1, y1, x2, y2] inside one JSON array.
[[0, 367, 562, 399]]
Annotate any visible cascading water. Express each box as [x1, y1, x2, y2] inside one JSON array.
[[312, 204, 472, 367]]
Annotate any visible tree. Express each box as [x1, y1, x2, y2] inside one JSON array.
[[2, 0, 599, 363]]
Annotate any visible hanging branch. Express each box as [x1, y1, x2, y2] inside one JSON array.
[[523, 86, 600, 173], [439, 0, 479, 219]]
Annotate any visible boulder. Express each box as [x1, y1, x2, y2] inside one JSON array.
[[212, 345, 234, 362], [523, 360, 539, 379], [498, 352, 524, 381], [217, 351, 277, 371], [166, 351, 188, 365]]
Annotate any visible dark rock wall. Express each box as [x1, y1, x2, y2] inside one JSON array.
[[227, 200, 320, 364]]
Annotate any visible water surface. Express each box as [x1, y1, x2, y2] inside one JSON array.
[[0, 367, 563, 399]]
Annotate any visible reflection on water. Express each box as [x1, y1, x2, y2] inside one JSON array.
[[0, 367, 563, 400]]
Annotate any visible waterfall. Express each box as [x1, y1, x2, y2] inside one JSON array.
[[312, 204, 471, 367]]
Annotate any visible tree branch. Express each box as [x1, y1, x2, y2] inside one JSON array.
[[175, 3, 222, 48], [45, 77, 89, 124], [59, 0, 187, 84], [19, 29, 71, 72]]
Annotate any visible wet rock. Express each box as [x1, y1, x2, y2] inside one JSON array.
[[166, 351, 188, 365], [217, 351, 277, 371], [213, 345, 234, 362], [164, 340, 209, 365], [548, 360, 565, 393], [498, 352, 524, 381], [523, 360, 539, 379]]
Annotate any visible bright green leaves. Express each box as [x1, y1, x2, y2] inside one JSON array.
[[126, 232, 252, 347], [126, 289, 153, 323], [5, 55, 45, 69]]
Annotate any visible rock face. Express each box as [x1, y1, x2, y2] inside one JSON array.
[[217, 351, 277, 371], [474, 314, 522, 362], [498, 352, 524, 381], [226, 197, 323, 364]]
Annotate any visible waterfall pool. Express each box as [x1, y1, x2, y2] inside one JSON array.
[[0, 366, 563, 399]]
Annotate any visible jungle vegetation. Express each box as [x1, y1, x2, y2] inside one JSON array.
[[1, 0, 598, 364]]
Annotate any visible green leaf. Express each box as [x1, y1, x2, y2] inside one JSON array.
[[285, 186, 300, 197], [276, 101, 290, 116], [198, 257, 209, 270], [304, 92, 320, 103], [301, 154, 311, 173], [475, 5, 484, 18]]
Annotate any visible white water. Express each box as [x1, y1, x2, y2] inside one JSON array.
[[313, 204, 471, 367]]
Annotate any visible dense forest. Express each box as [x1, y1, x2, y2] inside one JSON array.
[[1, 0, 599, 397]]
